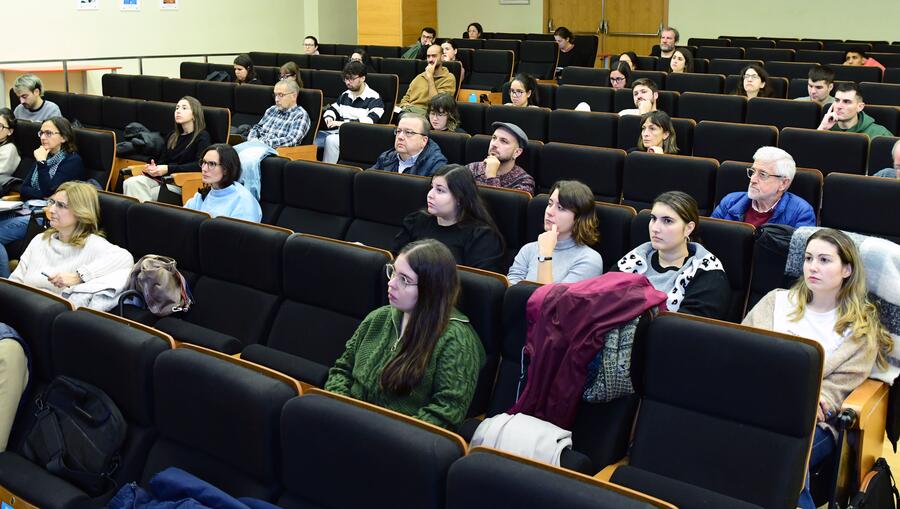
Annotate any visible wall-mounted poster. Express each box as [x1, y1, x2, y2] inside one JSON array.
[[160, 0, 178, 9], [78, 0, 100, 10], [120, 0, 140, 11]]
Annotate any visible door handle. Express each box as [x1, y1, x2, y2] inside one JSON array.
[[548, 18, 554, 32]]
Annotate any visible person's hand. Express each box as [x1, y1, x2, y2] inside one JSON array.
[[424, 63, 435, 79], [817, 400, 829, 422], [638, 99, 654, 114], [48, 272, 82, 288], [647, 146, 664, 154], [538, 224, 558, 257], [33, 146, 49, 162], [818, 103, 837, 130], [484, 155, 500, 178], [325, 117, 335, 129]]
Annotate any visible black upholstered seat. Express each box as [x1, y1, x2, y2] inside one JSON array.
[[621, 152, 718, 215], [691, 120, 778, 163], [778, 127, 869, 176]]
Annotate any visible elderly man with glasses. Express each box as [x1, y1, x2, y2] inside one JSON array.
[[711, 146, 816, 228], [369, 113, 447, 176]]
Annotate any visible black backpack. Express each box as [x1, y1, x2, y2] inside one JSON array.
[[21, 376, 127, 496], [847, 458, 900, 509]]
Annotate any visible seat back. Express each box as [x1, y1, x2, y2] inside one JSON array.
[[691, 121, 778, 163], [97, 190, 137, 248], [161, 78, 199, 104], [487, 283, 539, 416], [832, 64, 883, 83], [548, 110, 618, 148], [696, 46, 744, 60], [195, 80, 234, 111], [179, 62, 208, 80], [479, 185, 530, 256], [130, 75, 165, 101], [345, 171, 429, 250], [677, 92, 746, 123], [555, 85, 614, 112], [537, 143, 625, 202], [864, 105, 900, 137], [259, 156, 287, 224], [126, 202, 208, 282], [745, 97, 821, 129], [379, 58, 421, 99], [76, 128, 117, 190], [102, 73, 130, 98], [484, 105, 549, 142], [622, 153, 718, 215], [517, 40, 559, 80], [233, 84, 274, 128], [613, 89, 677, 116], [457, 102, 487, 135], [821, 173, 900, 243], [765, 61, 817, 80], [297, 89, 323, 145], [778, 128, 869, 176], [664, 72, 725, 94], [275, 160, 359, 239], [708, 59, 763, 76], [336, 122, 395, 168], [868, 136, 900, 174], [248, 51, 278, 67], [559, 66, 610, 87], [468, 50, 515, 90], [747, 47, 796, 62], [428, 130, 470, 164], [365, 73, 400, 123], [309, 54, 346, 71]]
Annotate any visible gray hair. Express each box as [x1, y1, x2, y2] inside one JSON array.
[[276, 78, 300, 94], [893, 139, 900, 155], [14, 74, 43, 94], [662, 26, 680, 42], [399, 113, 430, 136], [753, 146, 796, 180]]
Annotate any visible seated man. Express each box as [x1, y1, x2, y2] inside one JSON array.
[[402, 27, 436, 60], [817, 82, 893, 139], [397, 44, 457, 116], [873, 139, 900, 179], [466, 122, 534, 194], [318, 61, 384, 164], [712, 146, 816, 228], [12, 74, 62, 122], [235, 79, 310, 199], [370, 113, 447, 176], [618, 78, 659, 116], [794, 64, 835, 107], [844, 48, 885, 71]]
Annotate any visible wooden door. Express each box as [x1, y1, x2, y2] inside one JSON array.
[[602, 0, 667, 59], [545, 0, 602, 36]]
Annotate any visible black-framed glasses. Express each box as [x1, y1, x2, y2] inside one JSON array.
[[743, 73, 762, 81], [610, 76, 626, 82], [746, 167, 783, 181], [37, 130, 60, 138], [0, 125, 9, 131], [273, 92, 296, 99], [47, 198, 69, 210], [279, 73, 295, 79], [385, 263, 417, 288], [393, 128, 424, 138], [200, 160, 220, 169], [509, 88, 527, 96]]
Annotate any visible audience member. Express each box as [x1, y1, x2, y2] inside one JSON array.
[[617, 191, 730, 319], [652, 26, 679, 59], [303, 36, 320, 55], [427, 93, 465, 133], [232, 54, 260, 85], [619, 78, 658, 116], [371, 114, 447, 176], [609, 61, 631, 91], [403, 27, 437, 60], [873, 139, 900, 179], [507, 180, 602, 285], [12, 74, 61, 122], [844, 49, 885, 71], [733, 63, 775, 99], [184, 144, 262, 222], [440, 39, 466, 83], [794, 64, 835, 107], [668, 47, 693, 73], [467, 22, 484, 40], [616, 51, 638, 71], [9, 181, 134, 310], [711, 146, 816, 228], [0, 322, 27, 452], [743, 228, 891, 509], [505, 73, 539, 107], [394, 164, 505, 271], [279, 61, 305, 89], [632, 111, 678, 154], [817, 82, 893, 138], [553, 27, 593, 76], [466, 122, 534, 193], [397, 44, 456, 115], [0, 109, 19, 177], [123, 96, 211, 202], [318, 61, 385, 164], [350, 48, 377, 73], [324, 238, 485, 430]]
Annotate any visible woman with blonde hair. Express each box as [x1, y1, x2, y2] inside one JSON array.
[[743, 228, 892, 509]]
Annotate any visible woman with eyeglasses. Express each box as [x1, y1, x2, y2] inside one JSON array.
[[350, 48, 377, 74], [426, 93, 465, 133], [278, 62, 305, 89], [325, 238, 485, 430], [183, 144, 261, 222], [609, 61, 631, 90], [505, 73, 540, 107], [0, 116, 84, 278], [617, 191, 730, 319], [9, 181, 133, 308], [732, 63, 775, 99], [394, 164, 505, 272], [0, 108, 20, 177]]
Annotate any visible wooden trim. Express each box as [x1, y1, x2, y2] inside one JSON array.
[[2, 193, 21, 201], [0, 278, 75, 310], [276, 144, 319, 161], [77, 308, 176, 349], [110, 157, 148, 192], [170, 172, 203, 205], [176, 342, 305, 395], [457, 265, 509, 286], [141, 199, 211, 218], [284, 159, 363, 173], [0, 485, 39, 509], [842, 378, 890, 485], [456, 88, 503, 105], [212, 215, 293, 235], [595, 200, 638, 216], [296, 233, 394, 260], [305, 387, 468, 455]]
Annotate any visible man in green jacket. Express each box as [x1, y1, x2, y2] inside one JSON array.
[[818, 82, 893, 138], [402, 27, 436, 60]]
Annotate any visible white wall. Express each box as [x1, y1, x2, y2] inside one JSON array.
[[438, 0, 545, 39]]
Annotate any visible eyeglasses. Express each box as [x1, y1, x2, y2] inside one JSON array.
[[610, 76, 626, 83], [200, 160, 220, 169], [509, 89, 527, 96], [746, 167, 784, 181], [429, 111, 448, 118], [0, 125, 9, 131], [279, 73, 295, 79], [743, 74, 761, 81], [394, 128, 424, 138], [385, 263, 417, 288], [47, 198, 69, 210], [273, 92, 296, 99], [37, 130, 60, 138], [343, 75, 361, 83], [303, 43, 316, 47]]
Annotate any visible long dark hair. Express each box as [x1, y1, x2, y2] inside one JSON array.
[[45, 117, 77, 153], [510, 73, 539, 106], [610, 61, 632, 88], [637, 110, 678, 154], [168, 96, 205, 150], [430, 164, 500, 234], [549, 180, 598, 246], [380, 239, 460, 395], [198, 143, 241, 199], [734, 63, 775, 98], [670, 47, 694, 73], [653, 190, 700, 243], [233, 54, 257, 83]]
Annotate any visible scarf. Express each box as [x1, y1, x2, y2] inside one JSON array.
[[30, 150, 67, 189]]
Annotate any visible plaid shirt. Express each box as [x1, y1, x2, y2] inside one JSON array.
[[248, 105, 310, 148]]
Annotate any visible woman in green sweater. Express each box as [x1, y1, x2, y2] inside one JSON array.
[[324, 239, 485, 430]]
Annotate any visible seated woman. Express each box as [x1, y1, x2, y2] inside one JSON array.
[[553, 27, 593, 77], [184, 144, 262, 222], [440, 39, 466, 84], [609, 61, 632, 91], [232, 54, 260, 85], [743, 228, 891, 509], [279, 61, 305, 89], [325, 238, 486, 430], [10, 181, 134, 310], [616, 51, 638, 71], [631, 111, 678, 154], [394, 164, 505, 272], [350, 48, 377, 73], [505, 73, 540, 107], [668, 47, 693, 73], [467, 22, 483, 40], [733, 63, 775, 99], [0, 116, 84, 278], [304, 35, 320, 55], [617, 191, 730, 319], [507, 180, 603, 285], [0, 108, 20, 177], [427, 93, 466, 133], [123, 96, 211, 203]]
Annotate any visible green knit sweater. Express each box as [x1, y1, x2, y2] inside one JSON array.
[[324, 306, 485, 429]]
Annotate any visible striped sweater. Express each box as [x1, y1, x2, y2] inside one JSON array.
[[323, 84, 384, 124]]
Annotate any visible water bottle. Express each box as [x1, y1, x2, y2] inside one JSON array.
[[468, 92, 477, 103]]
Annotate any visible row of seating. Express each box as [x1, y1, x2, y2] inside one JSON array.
[[690, 47, 900, 67], [1, 275, 822, 508], [338, 107, 898, 177], [689, 36, 900, 53]]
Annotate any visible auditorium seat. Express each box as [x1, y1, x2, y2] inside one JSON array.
[[832, 64, 883, 84], [248, 51, 278, 67], [101, 73, 130, 98], [724, 75, 788, 98], [601, 313, 822, 509], [466, 50, 515, 91], [179, 61, 208, 80], [821, 173, 900, 243], [161, 77, 198, 103], [559, 66, 610, 87], [860, 82, 900, 107], [276, 53, 309, 68], [715, 161, 823, 219], [452, 37, 484, 50], [691, 121, 778, 163], [484, 39, 520, 60], [517, 41, 559, 80], [796, 49, 846, 65], [344, 170, 429, 250], [708, 59, 763, 76], [630, 70, 666, 90], [613, 89, 677, 115], [746, 97, 821, 129], [746, 47, 795, 62], [425, 130, 468, 165], [634, 56, 658, 71], [275, 160, 359, 238], [336, 122, 395, 168], [309, 69, 345, 105], [379, 58, 420, 99], [536, 143, 625, 202], [365, 73, 400, 123], [824, 42, 872, 53], [664, 72, 725, 94], [259, 156, 288, 224], [233, 83, 274, 127], [487, 283, 538, 417], [689, 38, 730, 47], [101, 96, 139, 134], [241, 234, 389, 386], [555, 85, 614, 112], [484, 105, 549, 142], [677, 92, 746, 123], [130, 75, 164, 101], [733, 38, 776, 49], [864, 105, 900, 136], [777, 40, 822, 51], [309, 54, 346, 71], [366, 45, 402, 58], [778, 128, 869, 176], [868, 136, 900, 174], [62, 92, 106, 128], [617, 115, 694, 156], [696, 46, 744, 60], [621, 152, 718, 216], [97, 190, 136, 248], [764, 61, 815, 81], [548, 110, 618, 149]]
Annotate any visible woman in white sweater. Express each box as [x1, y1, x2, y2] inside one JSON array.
[[10, 181, 133, 309]]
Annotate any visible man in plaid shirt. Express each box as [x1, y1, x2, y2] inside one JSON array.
[[248, 79, 310, 148]]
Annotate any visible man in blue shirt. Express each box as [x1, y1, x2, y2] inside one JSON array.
[[370, 114, 447, 176]]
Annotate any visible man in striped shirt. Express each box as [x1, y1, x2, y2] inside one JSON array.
[[318, 61, 385, 163]]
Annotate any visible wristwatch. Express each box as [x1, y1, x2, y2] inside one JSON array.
[[537, 256, 553, 262]]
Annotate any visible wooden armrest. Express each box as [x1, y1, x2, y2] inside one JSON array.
[[275, 144, 318, 161], [593, 456, 629, 482], [2, 193, 21, 201], [0, 484, 39, 509], [170, 172, 204, 205], [456, 88, 503, 105], [841, 378, 889, 486], [228, 134, 246, 145]]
